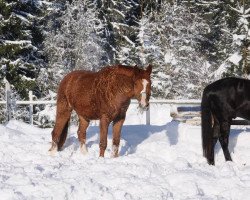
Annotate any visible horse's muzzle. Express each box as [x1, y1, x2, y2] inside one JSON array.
[[139, 102, 149, 111]]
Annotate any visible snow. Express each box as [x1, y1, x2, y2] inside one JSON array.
[[214, 51, 243, 78], [164, 51, 173, 64], [228, 52, 242, 65], [4, 40, 31, 45], [14, 14, 30, 24], [122, 36, 135, 47], [113, 9, 126, 18], [1, 105, 250, 199], [214, 62, 227, 78]]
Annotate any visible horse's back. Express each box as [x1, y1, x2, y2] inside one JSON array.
[[203, 77, 250, 119], [58, 70, 94, 91], [57, 70, 95, 103], [205, 77, 242, 91], [203, 77, 250, 98], [61, 70, 93, 83]]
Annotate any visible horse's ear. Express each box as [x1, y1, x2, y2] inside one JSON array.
[[146, 64, 152, 74]]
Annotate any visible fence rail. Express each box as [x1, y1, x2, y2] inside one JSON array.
[[0, 81, 201, 125], [0, 99, 201, 105]]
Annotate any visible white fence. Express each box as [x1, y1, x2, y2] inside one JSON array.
[[0, 81, 201, 125]]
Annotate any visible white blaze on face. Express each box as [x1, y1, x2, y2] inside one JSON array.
[[140, 79, 149, 107]]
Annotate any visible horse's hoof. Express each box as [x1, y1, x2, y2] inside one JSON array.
[[111, 145, 119, 158], [99, 153, 105, 158], [48, 141, 58, 156], [208, 160, 215, 165], [49, 149, 57, 156], [80, 143, 88, 155], [111, 153, 119, 158]]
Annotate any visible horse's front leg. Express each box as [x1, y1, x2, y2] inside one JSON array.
[[99, 115, 111, 157], [112, 116, 125, 158]]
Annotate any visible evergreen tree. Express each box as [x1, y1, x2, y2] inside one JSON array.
[[137, 2, 211, 98], [0, 0, 48, 99], [187, 0, 250, 78], [43, 0, 108, 92], [221, 1, 250, 77], [95, 0, 141, 65]]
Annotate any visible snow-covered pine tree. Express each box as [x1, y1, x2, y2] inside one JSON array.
[[95, 0, 141, 65], [137, 2, 211, 99], [0, 0, 47, 99], [183, 1, 230, 71], [192, 0, 250, 78], [219, 1, 250, 77], [43, 0, 107, 92]]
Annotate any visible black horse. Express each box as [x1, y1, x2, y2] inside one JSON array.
[[202, 77, 250, 165]]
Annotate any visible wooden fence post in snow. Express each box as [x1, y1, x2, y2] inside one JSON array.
[[5, 78, 11, 122], [146, 106, 150, 125], [29, 91, 33, 125]]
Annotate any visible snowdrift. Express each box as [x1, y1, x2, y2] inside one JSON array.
[[1, 104, 250, 199]]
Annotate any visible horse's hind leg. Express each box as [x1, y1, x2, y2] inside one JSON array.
[[219, 121, 232, 162], [208, 118, 220, 165], [49, 100, 72, 155], [77, 116, 89, 155], [112, 115, 125, 157]]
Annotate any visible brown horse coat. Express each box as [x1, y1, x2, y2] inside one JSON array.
[[49, 65, 152, 157]]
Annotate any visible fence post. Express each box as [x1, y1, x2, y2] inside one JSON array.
[[29, 91, 33, 125], [146, 105, 150, 125], [5, 78, 11, 122]]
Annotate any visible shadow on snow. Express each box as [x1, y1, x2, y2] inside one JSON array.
[[61, 121, 248, 158], [62, 120, 181, 156], [214, 127, 249, 155]]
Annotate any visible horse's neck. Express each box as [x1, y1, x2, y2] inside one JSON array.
[[115, 67, 135, 78], [95, 69, 135, 100], [114, 68, 137, 98]]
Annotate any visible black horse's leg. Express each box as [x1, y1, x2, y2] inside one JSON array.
[[219, 121, 232, 162], [208, 120, 220, 165], [219, 136, 232, 161], [77, 116, 90, 155], [112, 115, 125, 157], [99, 115, 110, 157]]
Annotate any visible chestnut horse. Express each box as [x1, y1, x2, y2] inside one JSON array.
[[49, 65, 152, 157]]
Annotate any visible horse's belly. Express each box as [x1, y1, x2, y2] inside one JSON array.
[[237, 112, 250, 121], [73, 103, 100, 120], [236, 102, 250, 120], [77, 110, 99, 120]]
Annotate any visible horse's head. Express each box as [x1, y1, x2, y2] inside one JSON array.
[[133, 65, 153, 111]]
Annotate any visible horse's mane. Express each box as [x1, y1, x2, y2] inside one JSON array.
[[98, 65, 140, 77], [93, 65, 141, 105]]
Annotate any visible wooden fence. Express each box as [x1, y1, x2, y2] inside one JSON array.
[[0, 80, 201, 125]]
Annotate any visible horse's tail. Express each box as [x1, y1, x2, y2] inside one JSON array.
[[201, 89, 213, 162], [57, 120, 69, 150]]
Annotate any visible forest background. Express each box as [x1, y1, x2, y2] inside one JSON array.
[[0, 0, 249, 124]]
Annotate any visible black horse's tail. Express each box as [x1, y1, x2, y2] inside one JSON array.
[[201, 90, 213, 162]]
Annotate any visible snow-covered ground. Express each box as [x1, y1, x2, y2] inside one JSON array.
[[1, 104, 250, 199]]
